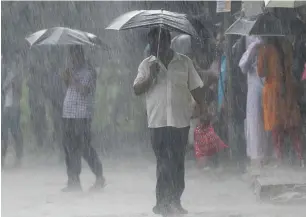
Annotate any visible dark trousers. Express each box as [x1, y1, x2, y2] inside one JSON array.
[[2, 107, 23, 163], [231, 120, 247, 160], [151, 126, 189, 207], [63, 118, 103, 184], [230, 120, 247, 171]]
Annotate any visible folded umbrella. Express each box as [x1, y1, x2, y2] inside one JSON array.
[[106, 9, 199, 38], [26, 27, 109, 49]]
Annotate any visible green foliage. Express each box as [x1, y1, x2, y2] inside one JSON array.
[[19, 80, 32, 143], [92, 60, 147, 140]]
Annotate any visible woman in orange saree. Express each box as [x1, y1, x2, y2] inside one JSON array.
[[257, 37, 303, 167]]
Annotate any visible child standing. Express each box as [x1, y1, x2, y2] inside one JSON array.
[[194, 115, 228, 169]]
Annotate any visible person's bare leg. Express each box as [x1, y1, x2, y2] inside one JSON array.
[[272, 129, 284, 167], [197, 157, 209, 170], [289, 128, 304, 167]]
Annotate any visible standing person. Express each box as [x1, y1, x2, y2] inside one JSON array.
[[171, 33, 217, 163], [27, 66, 48, 149], [1, 57, 23, 167], [216, 32, 248, 172], [230, 36, 248, 172], [61, 46, 105, 192], [293, 35, 306, 81], [293, 35, 306, 117], [194, 114, 228, 169], [257, 37, 304, 167], [214, 31, 229, 150], [133, 28, 204, 215], [216, 32, 226, 114], [239, 37, 269, 171]]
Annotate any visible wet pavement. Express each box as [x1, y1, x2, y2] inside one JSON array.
[[2, 157, 306, 217]]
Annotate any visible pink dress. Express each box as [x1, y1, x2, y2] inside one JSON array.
[[194, 124, 228, 159]]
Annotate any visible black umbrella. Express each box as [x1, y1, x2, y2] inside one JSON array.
[[225, 12, 306, 36], [106, 9, 201, 59], [106, 9, 199, 38]]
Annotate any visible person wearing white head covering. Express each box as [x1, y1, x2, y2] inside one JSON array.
[[239, 36, 270, 172], [171, 34, 192, 57], [171, 34, 217, 158]]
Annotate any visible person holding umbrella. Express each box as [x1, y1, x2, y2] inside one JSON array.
[[61, 46, 105, 192], [25, 27, 107, 191], [133, 27, 204, 215]]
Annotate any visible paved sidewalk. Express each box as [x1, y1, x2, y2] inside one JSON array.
[[2, 158, 305, 217]]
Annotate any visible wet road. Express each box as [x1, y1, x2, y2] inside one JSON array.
[[2, 157, 305, 217]]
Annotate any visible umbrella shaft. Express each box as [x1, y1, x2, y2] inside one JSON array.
[[157, 25, 162, 60]]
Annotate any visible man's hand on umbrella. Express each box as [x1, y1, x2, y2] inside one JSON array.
[[133, 62, 160, 96]]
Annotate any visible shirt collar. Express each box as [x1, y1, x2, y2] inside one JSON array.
[[147, 51, 181, 64]]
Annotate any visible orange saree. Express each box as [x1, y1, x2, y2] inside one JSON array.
[[257, 43, 300, 131]]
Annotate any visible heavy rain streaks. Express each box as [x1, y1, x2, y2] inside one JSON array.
[[1, 1, 306, 217]]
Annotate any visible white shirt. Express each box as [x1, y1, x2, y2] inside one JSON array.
[[134, 52, 203, 128]]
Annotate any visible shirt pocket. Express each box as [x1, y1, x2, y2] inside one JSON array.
[[169, 64, 188, 88]]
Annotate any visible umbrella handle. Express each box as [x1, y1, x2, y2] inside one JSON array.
[[152, 24, 162, 84]]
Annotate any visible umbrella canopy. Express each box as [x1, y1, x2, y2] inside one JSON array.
[[187, 15, 216, 39], [106, 10, 199, 38], [26, 27, 108, 48], [225, 12, 306, 36], [264, 0, 306, 8], [225, 18, 258, 36]]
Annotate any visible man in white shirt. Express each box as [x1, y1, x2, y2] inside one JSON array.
[[133, 28, 204, 215], [1, 57, 23, 168]]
